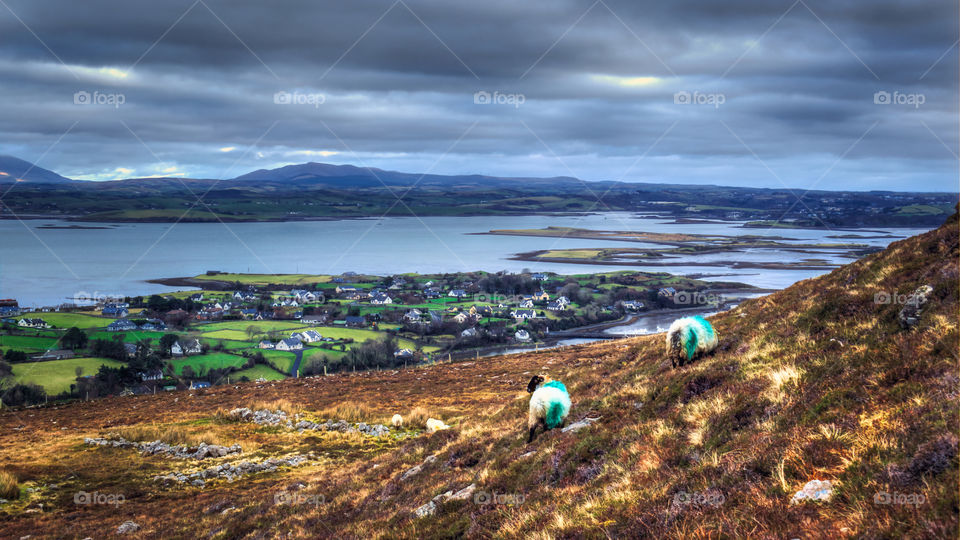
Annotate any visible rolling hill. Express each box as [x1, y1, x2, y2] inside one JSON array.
[[0, 212, 955, 537], [0, 154, 954, 226]]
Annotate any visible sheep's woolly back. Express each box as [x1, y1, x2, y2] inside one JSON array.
[[666, 315, 718, 361], [391, 414, 403, 427], [529, 382, 571, 430]]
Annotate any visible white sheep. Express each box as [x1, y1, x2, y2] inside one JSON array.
[[665, 315, 718, 368], [426, 418, 450, 433], [391, 414, 403, 427], [526, 375, 571, 443]]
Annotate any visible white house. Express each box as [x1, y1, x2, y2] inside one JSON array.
[[171, 339, 202, 357], [276, 337, 303, 351], [515, 329, 531, 342], [18, 318, 49, 329], [291, 330, 322, 343]]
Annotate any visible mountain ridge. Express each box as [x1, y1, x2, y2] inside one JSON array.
[[0, 155, 74, 184]]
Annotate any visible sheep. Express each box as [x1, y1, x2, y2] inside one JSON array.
[[665, 315, 718, 368], [391, 414, 403, 427], [526, 375, 571, 443], [425, 418, 450, 433]]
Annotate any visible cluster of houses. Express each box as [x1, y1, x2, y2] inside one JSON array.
[[0, 299, 21, 318], [189, 290, 324, 321], [101, 302, 130, 317], [107, 318, 168, 332]]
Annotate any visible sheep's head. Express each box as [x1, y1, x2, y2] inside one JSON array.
[[668, 331, 683, 354], [526, 375, 544, 393]]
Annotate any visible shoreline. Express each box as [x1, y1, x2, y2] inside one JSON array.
[[507, 252, 844, 271]]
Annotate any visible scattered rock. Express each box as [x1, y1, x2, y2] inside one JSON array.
[[414, 500, 437, 518], [414, 484, 476, 518], [85, 437, 241, 460], [154, 455, 309, 488], [400, 454, 438, 482], [561, 416, 600, 433], [294, 419, 390, 437], [116, 521, 140, 534], [228, 407, 293, 427], [898, 285, 934, 329], [790, 480, 833, 504], [447, 483, 476, 501], [399, 465, 422, 482]]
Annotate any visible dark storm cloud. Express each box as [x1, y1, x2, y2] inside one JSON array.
[[0, 0, 955, 189]]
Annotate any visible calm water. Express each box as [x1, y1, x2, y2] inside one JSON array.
[[0, 214, 925, 307]]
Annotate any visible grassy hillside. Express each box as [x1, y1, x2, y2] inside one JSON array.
[[0, 214, 956, 538]]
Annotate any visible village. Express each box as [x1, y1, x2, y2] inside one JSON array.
[[0, 269, 746, 406]]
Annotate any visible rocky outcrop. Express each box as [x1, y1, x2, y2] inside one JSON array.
[[561, 416, 600, 433], [294, 419, 390, 437], [228, 408, 292, 427], [154, 455, 309, 488], [898, 284, 934, 329], [230, 408, 391, 437], [400, 454, 438, 482], [116, 521, 140, 534], [414, 484, 477, 518], [84, 437, 241, 460], [789, 479, 833, 504]]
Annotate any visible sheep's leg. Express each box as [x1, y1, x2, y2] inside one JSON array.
[[527, 418, 544, 443]]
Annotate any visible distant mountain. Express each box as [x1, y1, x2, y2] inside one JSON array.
[[235, 162, 385, 181], [232, 161, 583, 189], [0, 155, 74, 183]]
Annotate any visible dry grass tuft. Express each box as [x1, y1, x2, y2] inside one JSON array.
[[405, 406, 431, 429], [109, 424, 221, 446], [0, 470, 18, 500], [249, 399, 301, 415], [317, 401, 383, 424]]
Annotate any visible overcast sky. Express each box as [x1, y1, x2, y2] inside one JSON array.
[[1, 0, 957, 190]]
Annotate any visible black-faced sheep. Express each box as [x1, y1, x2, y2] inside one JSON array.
[[666, 315, 718, 368], [526, 375, 571, 443]]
